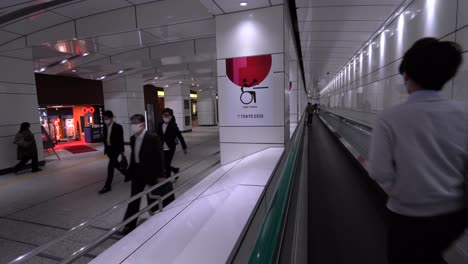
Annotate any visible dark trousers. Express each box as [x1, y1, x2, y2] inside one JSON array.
[[123, 165, 158, 230], [15, 156, 38, 172], [307, 114, 313, 125], [104, 151, 127, 189], [387, 209, 467, 264], [164, 149, 177, 178]]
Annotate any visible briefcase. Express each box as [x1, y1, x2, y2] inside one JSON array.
[[153, 181, 176, 208]]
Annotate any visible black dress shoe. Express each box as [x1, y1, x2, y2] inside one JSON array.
[[172, 167, 180, 174], [32, 168, 42, 173], [98, 187, 111, 194]]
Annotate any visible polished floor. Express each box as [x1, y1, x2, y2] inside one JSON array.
[[0, 126, 220, 264]]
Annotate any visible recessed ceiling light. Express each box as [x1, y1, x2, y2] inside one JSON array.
[[118, 70, 124, 74], [35, 67, 47, 73], [196, 84, 200, 87], [152, 81, 155, 84], [72, 69, 77, 72], [240, 2, 247, 6], [178, 81, 182, 84], [165, 85, 169, 88], [154, 77, 159, 79], [97, 76, 106, 80], [60, 59, 68, 64], [82, 53, 90, 57]]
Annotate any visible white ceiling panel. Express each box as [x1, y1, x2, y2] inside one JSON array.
[[301, 40, 362, 48], [270, 0, 284, 4], [301, 31, 371, 42], [137, 0, 212, 29], [76, 7, 136, 38], [1, 11, 69, 35], [0, 37, 26, 52], [143, 19, 215, 42], [26, 21, 75, 46], [297, 6, 397, 21], [212, 0, 270, 13], [199, 0, 223, 15], [111, 48, 150, 65], [0, 47, 33, 60], [296, 0, 401, 7], [195, 37, 216, 59], [51, 0, 132, 19], [299, 21, 379, 32], [96, 30, 163, 49], [127, 0, 162, 4], [0, 30, 21, 45], [150, 40, 195, 58]]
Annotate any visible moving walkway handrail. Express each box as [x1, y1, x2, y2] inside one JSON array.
[[248, 113, 306, 264], [8, 152, 220, 264]]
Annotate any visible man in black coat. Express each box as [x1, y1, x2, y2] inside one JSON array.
[[122, 114, 171, 234], [99, 110, 128, 194], [158, 108, 187, 179]]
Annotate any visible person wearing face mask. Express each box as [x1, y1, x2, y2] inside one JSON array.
[[122, 114, 169, 235], [157, 108, 187, 180], [369, 38, 468, 264], [99, 110, 128, 194]]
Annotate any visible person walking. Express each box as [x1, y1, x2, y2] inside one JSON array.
[[306, 102, 314, 125], [157, 108, 187, 180], [369, 38, 468, 264], [121, 114, 168, 235], [13, 122, 41, 173], [98, 110, 128, 194]]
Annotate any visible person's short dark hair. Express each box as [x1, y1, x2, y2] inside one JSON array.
[[20, 122, 30, 132], [103, 110, 114, 118], [130, 114, 145, 123], [399, 37, 463, 91], [162, 108, 174, 116]]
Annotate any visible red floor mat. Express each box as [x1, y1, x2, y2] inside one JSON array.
[[64, 145, 97, 154]]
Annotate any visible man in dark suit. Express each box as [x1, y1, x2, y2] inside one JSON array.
[[122, 114, 168, 234], [98, 110, 128, 194], [158, 108, 188, 180]]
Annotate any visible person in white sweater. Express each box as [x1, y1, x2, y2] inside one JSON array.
[[369, 38, 467, 264]]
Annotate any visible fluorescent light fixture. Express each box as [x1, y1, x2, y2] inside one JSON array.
[[240, 2, 247, 6], [82, 52, 90, 57], [118, 70, 124, 74], [97, 76, 106, 80], [35, 67, 47, 73], [60, 59, 68, 64]]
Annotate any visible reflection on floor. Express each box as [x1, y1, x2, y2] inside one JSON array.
[[0, 126, 220, 264]]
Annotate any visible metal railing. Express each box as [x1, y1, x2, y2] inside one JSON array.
[[8, 152, 220, 264], [247, 113, 306, 264]]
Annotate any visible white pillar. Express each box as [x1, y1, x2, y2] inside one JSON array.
[[216, 5, 289, 164], [164, 84, 192, 132], [102, 76, 144, 141], [0, 52, 44, 172], [197, 89, 217, 126]]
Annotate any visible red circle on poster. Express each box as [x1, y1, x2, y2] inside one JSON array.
[[88, 107, 95, 113], [226, 54, 272, 88]]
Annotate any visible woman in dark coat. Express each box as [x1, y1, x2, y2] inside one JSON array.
[[13, 122, 40, 173], [157, 108, 187, 180]]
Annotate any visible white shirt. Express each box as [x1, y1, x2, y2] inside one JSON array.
[[162, 123, 170, 151], [369, 90, 468, 217], [106, 122, 113, 146], [134, 131, 146, 164]]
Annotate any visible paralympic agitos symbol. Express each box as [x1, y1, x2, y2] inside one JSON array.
[[226, 54, 272, 105]]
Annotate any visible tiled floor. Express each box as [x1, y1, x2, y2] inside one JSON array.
[[0, 126, 220, 264]]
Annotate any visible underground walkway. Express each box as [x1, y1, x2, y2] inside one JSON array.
[[307, 115, 388, 264]]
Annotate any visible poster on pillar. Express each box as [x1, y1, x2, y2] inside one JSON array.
[[218, 53, 284, 126]]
